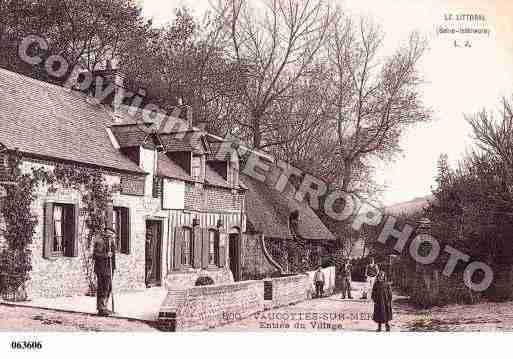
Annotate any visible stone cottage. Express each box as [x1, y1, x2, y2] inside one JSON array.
[[0, 67, 246, 298]]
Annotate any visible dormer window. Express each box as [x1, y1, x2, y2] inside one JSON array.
[[191, 156, 201, 180]]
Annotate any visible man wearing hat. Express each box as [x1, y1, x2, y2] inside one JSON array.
[[314, 265, 325, 298], [93, 225, 117, 316]]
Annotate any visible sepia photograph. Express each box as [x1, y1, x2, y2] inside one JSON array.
[[0, 0, 512, 356]]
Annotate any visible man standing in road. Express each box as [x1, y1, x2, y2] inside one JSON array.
[[93, 226, 117, 316], [314, 266, 325, 298], [364, 257, 379, 300], [340, 261, 353, 299]]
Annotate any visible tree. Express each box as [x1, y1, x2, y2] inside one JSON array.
[[323, 16, 431, 193], [218, 0, 335, 149], [120, 7, 244, 134], [0, 0, 154, 84], [467, 96, 513, 183]]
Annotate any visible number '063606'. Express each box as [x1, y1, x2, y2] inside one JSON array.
[[11, 341, 43, 350]]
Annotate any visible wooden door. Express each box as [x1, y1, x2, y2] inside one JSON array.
[[145, 220, 162, 287], [229, 233, 240, 281]]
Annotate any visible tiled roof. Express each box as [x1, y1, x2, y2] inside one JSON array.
[[242, 166, 335, 241], [110, 124, 151, 148], [0, 68, 144, 174], [156, 153, 193, 182], [159, 134, 196, 152], [206, 141, 235, 161]]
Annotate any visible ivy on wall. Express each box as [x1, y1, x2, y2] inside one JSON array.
[[0, 151, 117, 299], [0, 152, 39, 300]]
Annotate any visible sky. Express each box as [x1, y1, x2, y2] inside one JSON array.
[[138, 0, 513, 206]]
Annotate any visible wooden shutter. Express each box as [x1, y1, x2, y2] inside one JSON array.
[[218, 231, 227, 267], [201, 228, 209, 269], [105, 202, 114, 230], [120, 207, 131, 254], [193, 226, 202, 268], [64, 204, 79, 257], [173, 227, 182, 270], [43, 202, 54, 259]]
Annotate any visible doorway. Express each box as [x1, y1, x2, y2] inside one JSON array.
[[145, 220, 162, 287], [229, 231, 240, 281]]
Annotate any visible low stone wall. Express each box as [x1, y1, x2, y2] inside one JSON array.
[[159, 280, 264, 331], [305, 266, 336, 298], [165, 268, 234, 289], [264, 274, 308, 309]]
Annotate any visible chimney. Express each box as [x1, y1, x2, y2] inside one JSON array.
[[176, 99, 208, 131], [91, 59, 125, 114], [177, 99, 193, 129]]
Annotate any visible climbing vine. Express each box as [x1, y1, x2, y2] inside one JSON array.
[[0, 150, 117, 299], [0, 151, 39, 300]]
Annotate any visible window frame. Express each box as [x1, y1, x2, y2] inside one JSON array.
[[52, 204, 64, 255], [181, 227, 194, 267], [49, 202, 76, 258], [112, 206, 130, 255], [208, 229, 219, 267]]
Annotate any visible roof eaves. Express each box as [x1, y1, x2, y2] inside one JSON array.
[[18, 151, 147, 176]]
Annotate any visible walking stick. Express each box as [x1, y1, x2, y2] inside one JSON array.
[[109, 240, 115, 314]]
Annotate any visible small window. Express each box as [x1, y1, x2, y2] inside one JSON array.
[[51, 204, 75, 257], [231, 169, 239, 188], [191, 156, 201, 180], [113, 207, 130, 254], [152, 176, 163, 198], [208, 230, 219, 266], [182, 227, 193, 266], [53, 205, 64, 254]]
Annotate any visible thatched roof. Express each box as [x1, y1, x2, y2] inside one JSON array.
[[242, 165, 335, 241]]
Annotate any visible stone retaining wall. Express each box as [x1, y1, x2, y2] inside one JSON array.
[[165, 268, 234, 289], [159, 270, 326, 331], [264, 274, 309, 309], [159, 280, 264, 331]]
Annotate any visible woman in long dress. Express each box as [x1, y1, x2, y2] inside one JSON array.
[[371, 271, 393, 331]]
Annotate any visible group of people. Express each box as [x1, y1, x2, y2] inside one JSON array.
[[313, 257, 393, 332], [96, 224, 392, 331]]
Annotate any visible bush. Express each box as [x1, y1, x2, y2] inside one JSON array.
[[195, 276, 214, 286]]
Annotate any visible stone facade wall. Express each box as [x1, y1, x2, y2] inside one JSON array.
[[160, 280, 264, 331], [184, 183, 243, 213], [13, 159, 166, 299], [205, 187, 243, 212], [2, 152, 249, 299], [264, 274, 309, 309], [184, 183, 203, 211]]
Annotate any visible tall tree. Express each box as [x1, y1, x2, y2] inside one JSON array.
[[0, 0, 153, 84], [120, 7, 244, 133], [324, 16, 431, 193], [218, 0, 334, 149]]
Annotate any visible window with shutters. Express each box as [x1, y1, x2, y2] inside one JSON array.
[[208, 229, 219, 266], [113, 206, 130, 254], [50, 203, 76, 257], [181, 227, 193, 266]]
